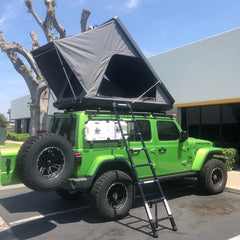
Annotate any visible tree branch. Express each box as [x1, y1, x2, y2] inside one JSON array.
[[24, 0, 43, 28], [25, 0, 53, 42], [30, 31, 39, 50], [6, 51, 38, 96], [43, 0, 66, 41], [52, 17, 66, 38], [25, 0, 66, 42], [81, 9, 91, 33], [0, 31, 43, 85]]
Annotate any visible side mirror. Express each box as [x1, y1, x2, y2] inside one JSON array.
[[180, 131, 188, 142]]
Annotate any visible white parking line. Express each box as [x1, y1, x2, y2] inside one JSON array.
[[228, 235, 240, 240], [9, 206, 91, 226], [0, 184, 25, 191]]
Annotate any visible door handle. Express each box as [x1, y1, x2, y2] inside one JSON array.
[[158, 147, 167, 153], [131, 148, 143, 153]]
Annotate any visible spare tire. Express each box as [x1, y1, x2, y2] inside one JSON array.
[[16, 133, 74, 192]]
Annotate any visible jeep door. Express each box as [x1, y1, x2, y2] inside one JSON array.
[[128, 120, 158, 179], [155, 120, 193, 175]]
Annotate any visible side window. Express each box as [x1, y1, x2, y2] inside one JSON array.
[[49, 117, 77, 146], [128, 120, 151, 142], [157, 121, 180, 141]]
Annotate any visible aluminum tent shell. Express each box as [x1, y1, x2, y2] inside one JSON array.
[[32, 17, 174, 112]]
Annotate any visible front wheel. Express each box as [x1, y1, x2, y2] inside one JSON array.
[[90, 170, 133, 219], [198, 159, 227, 194]]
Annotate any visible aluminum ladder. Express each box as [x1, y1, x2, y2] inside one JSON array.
[[112, 102, 177, 238]]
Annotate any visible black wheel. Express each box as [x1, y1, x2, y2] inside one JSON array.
[[55, 188, 83, 199], [91, 170, 133, 219], [198, 159, 227, 194], [16, 134, 74, 192]]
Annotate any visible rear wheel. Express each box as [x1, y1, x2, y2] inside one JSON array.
[[91, 170, 133, 219], [198, 159, 227, 194]]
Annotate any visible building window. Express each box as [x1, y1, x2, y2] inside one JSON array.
[[26, 119, 30, 133], [201, 105, 220, 142], [221, 104, 240, 146], [15, 120, 21, 133], [186, 107, 201, 138], [182, 103, 240, 149]]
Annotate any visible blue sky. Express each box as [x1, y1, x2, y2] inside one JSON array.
[[0, 0, 240, 118]]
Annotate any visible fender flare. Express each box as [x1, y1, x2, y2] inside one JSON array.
[[191, 148, 224, 171], [86, 157, 133, 183]]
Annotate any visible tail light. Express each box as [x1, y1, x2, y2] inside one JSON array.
[[74, 153, 82, 166], [37, 130, 47, 134]]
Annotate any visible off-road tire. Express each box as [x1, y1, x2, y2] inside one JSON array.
[[198, 159, 227, 194], [55, 188, 83, 199], [16, 134, 74, 192], [91, 170, 133, 219]]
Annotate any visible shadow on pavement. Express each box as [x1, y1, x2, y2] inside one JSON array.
[[0, 179, 206, 239]]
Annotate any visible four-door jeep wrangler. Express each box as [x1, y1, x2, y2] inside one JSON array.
[[2, 110, 226, 219]]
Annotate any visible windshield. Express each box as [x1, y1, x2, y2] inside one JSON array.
[[49, 117, 76, 146]]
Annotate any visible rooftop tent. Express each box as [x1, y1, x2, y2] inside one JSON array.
[[32, 17, 174, 112]]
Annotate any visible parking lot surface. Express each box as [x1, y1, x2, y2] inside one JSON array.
[[1, 181, 240, 240]]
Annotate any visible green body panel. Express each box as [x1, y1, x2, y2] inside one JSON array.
[[0, 149, 21, 186], [85, 154, 126, 176]]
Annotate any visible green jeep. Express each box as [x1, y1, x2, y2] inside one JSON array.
[[1, 110, 227, 219]]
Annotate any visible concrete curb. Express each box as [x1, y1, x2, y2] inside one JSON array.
[[225, 187, 240, 195], [225, 170, 240, 195]]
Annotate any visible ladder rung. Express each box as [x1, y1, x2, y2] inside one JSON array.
[[123, 132, 141, 136], [146, 197, 165, 205], [133, 163, 152, 167], [114, 103, 129, 108], [139, 179, 158, 185]]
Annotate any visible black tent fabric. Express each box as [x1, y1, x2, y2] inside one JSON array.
[[32, 17, 174, 112]]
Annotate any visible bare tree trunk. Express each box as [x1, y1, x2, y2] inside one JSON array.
[[29, 84, 49, 135]]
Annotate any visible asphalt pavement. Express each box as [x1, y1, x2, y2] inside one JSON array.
[[0, 170, 240, 240]]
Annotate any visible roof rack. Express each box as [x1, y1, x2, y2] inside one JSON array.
[[84, 108, 174, 118], [152, 112, 174, 119]]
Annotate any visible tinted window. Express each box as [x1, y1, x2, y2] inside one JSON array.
[[186, 107, 200, 138], [201, 105, 220, 142], [157, 121, 179, 141], [49, 117, 76, 146], [127, 120, 151, 141]]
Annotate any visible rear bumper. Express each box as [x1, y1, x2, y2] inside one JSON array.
[[61, 176, 94, 192]]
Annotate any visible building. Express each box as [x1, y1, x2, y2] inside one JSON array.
[[11, 95, 30, 133], [11, 94, 60, 133], [148, 27, 240, 149]]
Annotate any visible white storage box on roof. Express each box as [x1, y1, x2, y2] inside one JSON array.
[[85, 120, 128, 141]]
